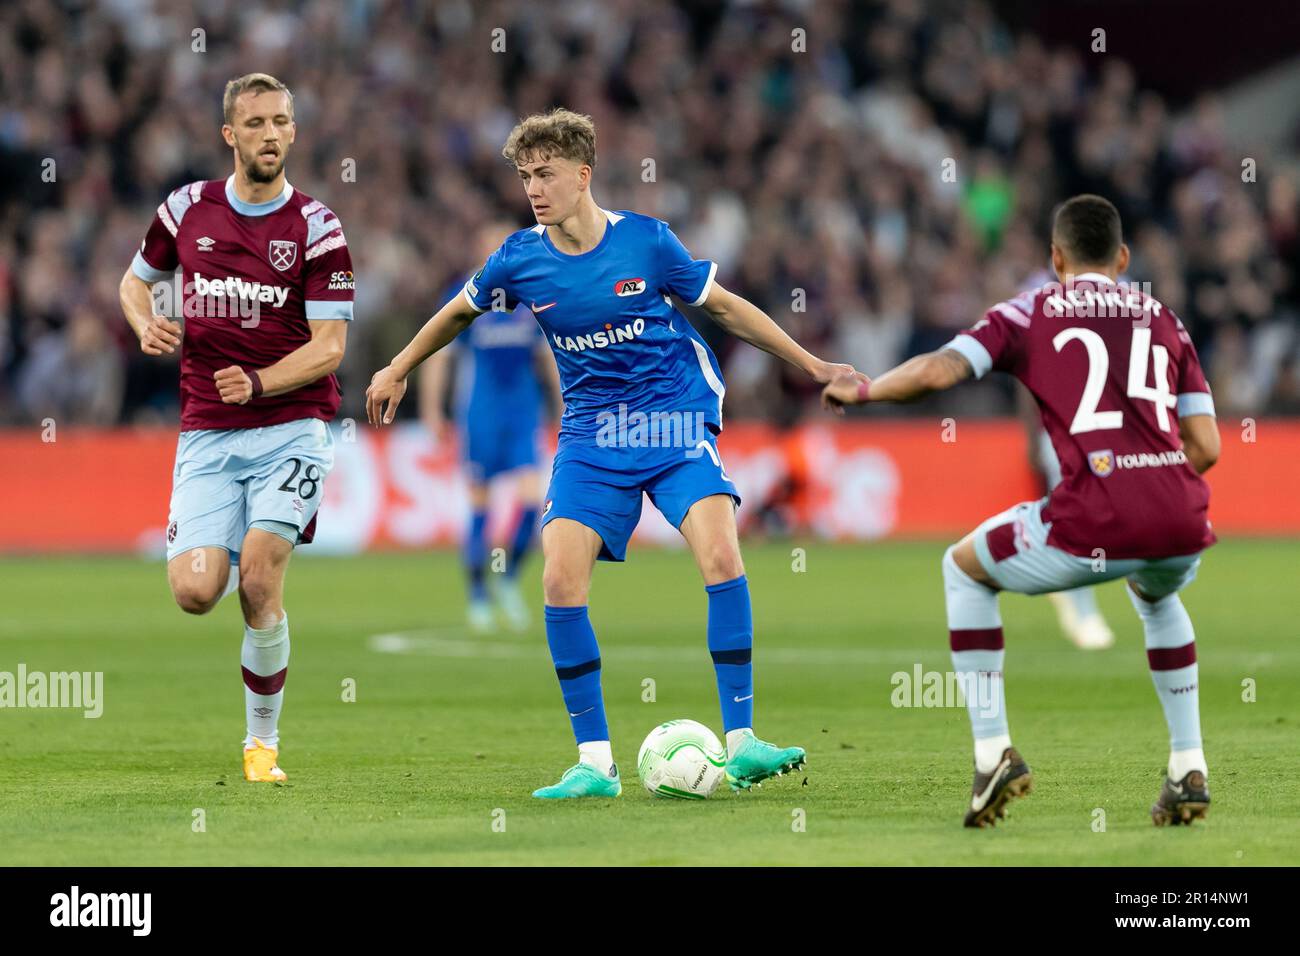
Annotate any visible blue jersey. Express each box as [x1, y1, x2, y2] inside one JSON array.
[[461, 210, 723, 443], [445, 281, 544, 426]]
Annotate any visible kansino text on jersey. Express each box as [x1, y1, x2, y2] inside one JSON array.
[[551, 317, 646, 352]]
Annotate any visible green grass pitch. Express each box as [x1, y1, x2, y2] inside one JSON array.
[[1, 539, 1296, 866]]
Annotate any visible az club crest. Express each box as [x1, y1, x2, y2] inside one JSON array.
[[269, 240, 297, 271], [1088, 449, 1114, 477]]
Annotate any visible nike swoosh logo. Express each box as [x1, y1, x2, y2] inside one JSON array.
[[568, 706, 594, 717], [733, 694, 753, 703], [971, 756, 1010, 810], [668, 319, 675, 332], [531, 301, 557, 313]]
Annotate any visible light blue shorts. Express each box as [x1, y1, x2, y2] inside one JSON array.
[[972, 498, 1201, 599], [166, 418, 334, 562]]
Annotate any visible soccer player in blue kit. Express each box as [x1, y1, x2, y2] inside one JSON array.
[[367, 109, 860, 798], [421, 222, 562, 633]]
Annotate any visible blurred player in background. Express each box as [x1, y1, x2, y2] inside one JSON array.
[[368, 109, 861, 799], [420, 223, 562, 633], [118, 73, 353, 783], [824, 195, 1219, 828]]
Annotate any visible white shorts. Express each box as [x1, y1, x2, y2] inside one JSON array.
[[971, 498, 1201, 599], [166, 418, 334, 561]]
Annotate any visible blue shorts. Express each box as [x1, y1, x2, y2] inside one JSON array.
[[462, 415, 538, 483], [542, 434, 741, 562], [166, 418, 334, 561]]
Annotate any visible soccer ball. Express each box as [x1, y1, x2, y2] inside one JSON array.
[[637, 719, 727, 799]]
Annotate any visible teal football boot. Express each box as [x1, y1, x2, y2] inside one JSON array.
[[724, 732, 806, 792], [532, 761, 622, 799]]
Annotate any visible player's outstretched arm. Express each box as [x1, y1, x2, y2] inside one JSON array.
[[1179, 414, 1220, 474], [214, 320, 348, 405], [367, 293, 479, 427], [119, 268, 182, 356], [699, 282, 858, 385], [821, 348, 973, 411]]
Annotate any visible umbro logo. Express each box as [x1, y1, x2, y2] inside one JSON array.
[[196, 236, 215, 252]]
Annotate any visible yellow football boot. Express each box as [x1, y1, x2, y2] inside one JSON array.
[[243, 737, 287, 782]]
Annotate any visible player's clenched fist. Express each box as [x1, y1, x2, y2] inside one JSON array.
[[138, 314, 182, 356], [366, 364, 407, 426], [214, 366, 255, 404]]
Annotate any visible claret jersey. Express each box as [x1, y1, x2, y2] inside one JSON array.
[[946, 273, 1216, 559], [132, 176, 354, 431]]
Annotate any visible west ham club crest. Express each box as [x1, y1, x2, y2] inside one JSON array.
[[269, 240, 297, 271]]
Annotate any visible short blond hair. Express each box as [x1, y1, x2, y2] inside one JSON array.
[[502, 108, 596, 168], [222, 73, 294, 125]]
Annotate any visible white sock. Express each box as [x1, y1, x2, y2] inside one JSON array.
[[242, 612, 289, 749], [578, 740, 614, 775], [1128, 588, 1203, 759], [944, 548, 1010, 762], [1169, 747, 1207, 780], [221, 564, 240, 602], [726, 728, 753, 755], [975, 733, 1012, 773]]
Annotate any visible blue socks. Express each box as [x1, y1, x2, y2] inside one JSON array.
[[707, 575, 754, 732], [543, 579, 754, 748], [507, 506, 538, 580], [464, 509, 488, 602], [544, 605, 608, 744]]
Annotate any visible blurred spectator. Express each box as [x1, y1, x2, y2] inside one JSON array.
[[0, 0, 1295, 427]]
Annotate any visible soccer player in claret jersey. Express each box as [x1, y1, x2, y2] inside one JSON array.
[[118, 73, 354, 783], [367, 109, 862, 798], [823, 195, 1220, 827]]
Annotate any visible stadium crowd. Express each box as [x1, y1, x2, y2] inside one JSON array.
[[2, 0, 1297, 427]]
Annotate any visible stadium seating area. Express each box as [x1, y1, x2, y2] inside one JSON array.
[[2, 0, 1297, 426]]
